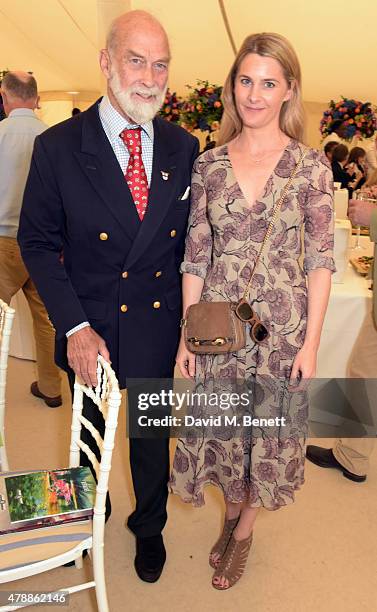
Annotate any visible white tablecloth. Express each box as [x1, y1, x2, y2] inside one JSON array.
[[334, 188, 349, 220], [311, 236, 373, 425], [317, 262, 372, 379]]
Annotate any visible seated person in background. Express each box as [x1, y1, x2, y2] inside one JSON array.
[[321, 119, 345, 148], [202, 133, 216, 152], [364, 168, 377, 190], [331, 144, 361, 196], [365, 134, 377, 178], [346, 146, 367, 191], [324, 140, 339, 163]]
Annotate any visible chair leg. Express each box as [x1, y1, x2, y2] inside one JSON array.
[[93, 546, 109, 612], [0, 445, 9, 472], [75, 555, 83, 570]]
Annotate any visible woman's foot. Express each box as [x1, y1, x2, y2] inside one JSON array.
[[209, 515, 239, 569], [212, 532, 253, 590]]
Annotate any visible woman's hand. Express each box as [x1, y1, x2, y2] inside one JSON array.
[[176, 335, 196, 379], [288, 344, 317, 391]]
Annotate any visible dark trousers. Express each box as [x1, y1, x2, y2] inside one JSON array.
[[68, 371, 171, 538]]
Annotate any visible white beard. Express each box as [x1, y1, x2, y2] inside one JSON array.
[[109, 70, 166, 124]]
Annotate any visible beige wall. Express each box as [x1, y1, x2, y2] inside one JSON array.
[[36, 91, 100, 127], [304, 101, 326, 149]]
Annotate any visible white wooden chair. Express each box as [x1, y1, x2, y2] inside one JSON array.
[[0, 298, 15, 472], [0, 355, 122, 612]]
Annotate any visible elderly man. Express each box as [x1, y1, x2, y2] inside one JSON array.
[[307, 198, 377, 481], [0, 71, 61, 407], [19, 11, 199, 582]]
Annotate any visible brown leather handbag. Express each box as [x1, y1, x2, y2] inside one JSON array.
[[182, 149, 307, 355], [184, 301, 245, 354]]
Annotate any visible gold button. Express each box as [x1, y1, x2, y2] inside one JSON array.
[[170, 229, 176, 238], [122, 271, 128, 279], [99, 232, 108, 241], [155, 271, 162, 278], [120, 304, 128, 312], [153, 301, 161, 309]]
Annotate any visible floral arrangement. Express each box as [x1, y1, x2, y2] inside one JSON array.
[[180, 80, 223, 132], [159, 89, 184, 123], [320, 97, 377, 141]]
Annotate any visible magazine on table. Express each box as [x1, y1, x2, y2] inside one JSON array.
[[0, 466, 96, 535]]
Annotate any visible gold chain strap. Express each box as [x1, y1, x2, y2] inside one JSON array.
[[242, 148, 307, 302]]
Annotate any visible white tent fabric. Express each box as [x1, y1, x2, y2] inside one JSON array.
[[0, 0, 376, 146]]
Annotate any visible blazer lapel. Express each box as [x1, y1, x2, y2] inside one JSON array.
[[124, 118, 182, 269], [74, 101, 141, 242]]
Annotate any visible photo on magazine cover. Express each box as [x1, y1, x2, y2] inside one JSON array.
[[5, 467, 96, 523]]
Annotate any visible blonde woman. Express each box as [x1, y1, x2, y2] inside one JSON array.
[[169, 33, 335, 589]]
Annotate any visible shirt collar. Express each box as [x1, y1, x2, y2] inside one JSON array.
[[8, 108, 37, 118], [99, 95, 154, 142]]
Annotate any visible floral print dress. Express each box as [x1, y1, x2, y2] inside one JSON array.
[[169, 139, 335, 510]]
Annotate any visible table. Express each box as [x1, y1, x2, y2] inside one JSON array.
[[317, 259, 372, 379], [310, 236, 373, 425], [334, 188, 349, 220]]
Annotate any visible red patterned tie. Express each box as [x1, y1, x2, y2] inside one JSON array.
[[120, 127, 149, 220]]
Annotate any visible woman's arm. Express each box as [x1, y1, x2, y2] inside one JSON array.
[[176, 273, 204, 379], [176, 156, 212, 379], [292, 151, 336, 389], [289, 268, 331, 387]]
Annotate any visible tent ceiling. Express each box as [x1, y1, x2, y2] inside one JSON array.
[[0, 0, 376, 105], [0, 0, 100, 91]]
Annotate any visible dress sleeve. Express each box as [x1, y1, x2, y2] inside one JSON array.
[[180, 157, 213, 279], [303, 151, 337, 274]]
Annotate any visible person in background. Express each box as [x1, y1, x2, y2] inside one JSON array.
[[364, 168, 377, 189], [346, 146, 367, 191], [365, 134, 377, 179], [0, 71, 62, 407], [331, 144, 361, 196], [307, 197, 377, 481], [321, 119, 346, 149], [202, 133, 216, 152], [324, 140, 339, 163], [71, 107, 81, 116]]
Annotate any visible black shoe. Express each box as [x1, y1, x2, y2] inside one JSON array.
[[306, 445, 367, 482], [30, 381, 62, 408], [134, 534, 166, 583]]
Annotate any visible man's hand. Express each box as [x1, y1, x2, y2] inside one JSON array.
[[67, 327, 110, 387], [348, 199, 375, 228]]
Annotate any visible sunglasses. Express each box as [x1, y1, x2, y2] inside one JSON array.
[[235, 299, 269, 344]]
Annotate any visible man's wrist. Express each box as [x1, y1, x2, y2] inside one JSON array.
[[66, 322, 90, 338]]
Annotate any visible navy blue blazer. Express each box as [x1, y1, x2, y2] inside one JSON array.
[[18, 100, 199, 387]]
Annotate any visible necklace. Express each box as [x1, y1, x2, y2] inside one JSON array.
[[249, 149, 280, 164]]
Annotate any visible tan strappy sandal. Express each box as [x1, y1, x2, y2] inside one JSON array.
[[212, 532, 253, 590], [209, 516, 239, 569]]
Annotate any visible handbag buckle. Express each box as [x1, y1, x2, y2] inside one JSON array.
[[188, 337, 228, 347]]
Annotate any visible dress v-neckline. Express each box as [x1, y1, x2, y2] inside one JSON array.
[[225, 139, 293, 209]]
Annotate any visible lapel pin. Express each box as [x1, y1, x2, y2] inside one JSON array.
[[161, 170, 170, 181]]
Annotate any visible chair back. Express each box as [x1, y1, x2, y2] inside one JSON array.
[[0, 299, 15, 471], [69, 356, 121, 537]]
